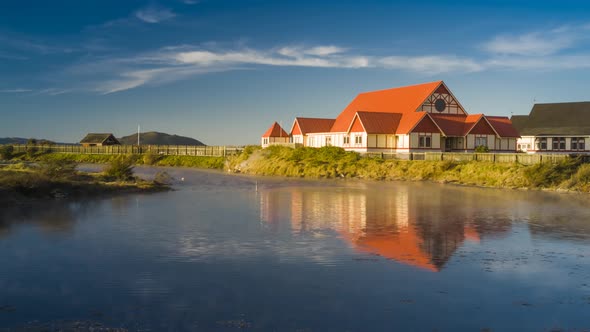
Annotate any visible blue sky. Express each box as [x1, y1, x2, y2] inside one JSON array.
[[1, 0, 590, 144]]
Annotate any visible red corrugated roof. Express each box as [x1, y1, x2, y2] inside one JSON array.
[[292, 117, 335, 135], [331, 81, 443, 132], [396, 112, 428, 134], [353, 112, 402, 134], [262, 122, 289, 138], [429, 113, 468, 136], [486, 116, 521, 138], [462, 114, 484, 136]]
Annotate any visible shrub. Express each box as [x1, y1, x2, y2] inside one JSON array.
[[26, 145, 38, 157], [0, 145, 14, 160], [37, 159, 77, 179], [524, 157, 582, 188], [142, 152, 161, 165], [574, 164, 590, 184], [475, 145, 490, 153], [153, 171, 173, 185], [104, 156, 135, 181]]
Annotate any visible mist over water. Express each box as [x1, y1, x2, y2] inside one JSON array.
[[1, 167, 589, 331]]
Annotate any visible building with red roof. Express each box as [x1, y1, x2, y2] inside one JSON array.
[[290, 117, 335, 146], [263, 81, 519, 152], [261, 122, 289, 148]]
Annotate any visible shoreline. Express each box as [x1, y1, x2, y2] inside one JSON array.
[[227, 146, 590, 194], [2, 148, 590, 194], [0, 163, 171, 206]]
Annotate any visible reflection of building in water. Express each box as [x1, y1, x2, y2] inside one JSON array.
[[259, 185, 489, 272]]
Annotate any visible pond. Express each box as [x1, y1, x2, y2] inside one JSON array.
[[1, 167, 589, 331]]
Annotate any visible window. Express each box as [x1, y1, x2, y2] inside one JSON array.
[[325, 136, 332, 146], [552, 137, 566, 150], [263, 138, 269, 145], [418, 133, 432, 148], [343, 136, 350, 144], [535, 138, 547, 150], [475, 135, 487, 148], [355, 135, 363, 144], [572, 137, 586, 151]]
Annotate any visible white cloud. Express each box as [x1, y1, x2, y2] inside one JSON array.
[[172, 47, 369, 69], [37, 88, 73, 96], [379, 55, 484, 73], [486, 55, 590, 70], [182, 0, 199, 4], [276, 45, 347, 58], [481, 24, 590, 56], [0, 89, 32, 93], [135, 6, 176, 23], [483, 32, 573, 56], [28, 22, 590, 95]]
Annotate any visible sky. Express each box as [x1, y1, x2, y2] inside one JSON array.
[[1, 0, 590, 145]]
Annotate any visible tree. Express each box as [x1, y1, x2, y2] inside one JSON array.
[[0, 145, 14, 160]]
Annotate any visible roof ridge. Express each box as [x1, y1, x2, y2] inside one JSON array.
[[357, 80, 442, 95]]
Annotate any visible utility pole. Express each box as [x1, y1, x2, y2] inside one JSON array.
[[137, 125, 140, 146]]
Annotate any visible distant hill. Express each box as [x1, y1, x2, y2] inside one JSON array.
[[0, 137, 28, 145], [119, 132, 205, 146], [0, 137, 57, 145]]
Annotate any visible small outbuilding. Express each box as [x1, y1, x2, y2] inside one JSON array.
[[261, 122, 289, 148], [80, 133, 121, 147]]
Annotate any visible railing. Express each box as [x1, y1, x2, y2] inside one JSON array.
[[364, 152, 584, 164], [6, 144, 244, 157]]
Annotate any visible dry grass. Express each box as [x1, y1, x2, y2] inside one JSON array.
[[233, 146, 590, 192]]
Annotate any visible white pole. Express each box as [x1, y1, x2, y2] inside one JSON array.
[[137, 125, 140, 146]]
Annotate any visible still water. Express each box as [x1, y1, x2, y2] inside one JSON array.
[[1, 167, 590, 331]]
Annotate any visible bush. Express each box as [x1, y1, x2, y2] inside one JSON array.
[[524, 157, 582, 188], [0, 145, 14, 160], [37, 159, 77, 179], [475, 145, 490, 153], [142, 152, 161, 165], [574, 164, 590, 184], [153, 171, 173, 185], [26, 145, 38, 157], [104, 156, 135, 181]]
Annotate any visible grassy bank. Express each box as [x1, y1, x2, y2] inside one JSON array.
[[9, 152, 226, 169], [0, 160, 169, 204], [229, 145, 590, 192]]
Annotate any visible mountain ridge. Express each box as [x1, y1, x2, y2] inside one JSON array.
[[118, 132, 205, 146]]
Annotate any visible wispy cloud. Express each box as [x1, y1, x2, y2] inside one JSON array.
[[135, 6, 176, 23], [378, 55, 484, 73], [483, 32, 573, 56], [172, 47, 370, 68], [11, 22, 590, 95], [485, 55, 590, 70], [0, 89, 32, 93], [36, 88, 73, 96], [182, 0, 199, 4], [0, 34, 77, 55], [482, 25, 589, 56], [0, 51, 28, 60]]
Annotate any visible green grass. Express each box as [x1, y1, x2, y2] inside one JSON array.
[[154, 155, 225, 169], [0, 160, 167, 203], [233, 145, 590, 192], [21, 153, 226, 170]]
